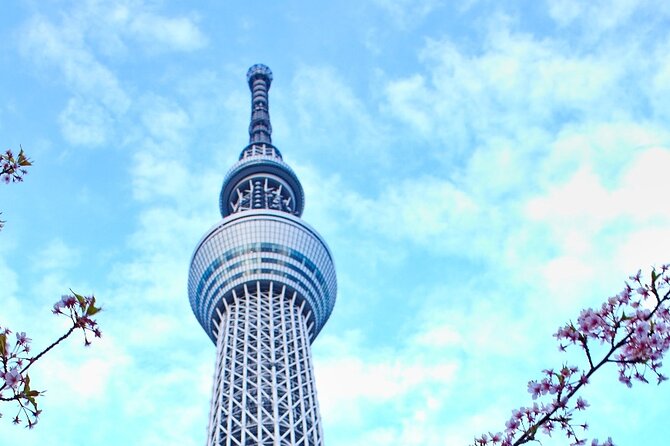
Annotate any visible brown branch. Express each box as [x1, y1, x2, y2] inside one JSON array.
[[0, 393, 24, 402], [23, 324, 76, 373], [513, 335, 630, 445]]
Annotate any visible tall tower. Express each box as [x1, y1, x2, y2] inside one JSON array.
[[188, 64, 337, 446]]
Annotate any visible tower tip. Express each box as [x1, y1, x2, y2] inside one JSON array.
[[247, 64, 273, 87]]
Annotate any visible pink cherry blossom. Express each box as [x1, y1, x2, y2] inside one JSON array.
[[2, 369, 22, 389], [471, 265, 670, 446]]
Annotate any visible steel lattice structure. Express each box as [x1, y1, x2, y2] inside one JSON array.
[[189, 64, 337, 446]]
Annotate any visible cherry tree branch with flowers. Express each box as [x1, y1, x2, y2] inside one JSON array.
[[471, 265, 670, 446], [0, 292, 102, 428]]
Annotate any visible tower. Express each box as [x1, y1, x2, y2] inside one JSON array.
[[188, 65, 337, 446]]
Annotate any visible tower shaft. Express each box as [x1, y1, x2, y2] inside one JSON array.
[[206, 282, 323, 446]]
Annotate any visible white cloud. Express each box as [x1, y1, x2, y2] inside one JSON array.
[[383, 74, 433, 135], [649, 39, 670, 121], [547, 0, 585, 26], [547, 0, 670, 32], [371, 17, 670, 280], [127, 13, 207, 52], [384, 28, 627, 153], [129, 95, 196, 201], [349, 176, 484, 245], [131, 151, 192, 201], [20, 13, 128, 147], [527, 146, 670, 281], [314, 330, 457, 428], [39, 335, 130, 404], [21, 15, 130, 114], [19, 1, 207, 149], [371, 0, 443, 28], [42, 0, 207, 55], [547, 0, 633, 29], [0, 256, 24, 330], [140, 96, 191, 143], [59, 97, 113, 146], [412, 323, 462, 348], [94, 1, 207, 52], [288, 66, 387, 163], [314, 316, 534, 446]]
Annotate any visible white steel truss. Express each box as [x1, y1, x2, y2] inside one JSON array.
[[230, 176, 295, 214], [206, 281, 324, 446]]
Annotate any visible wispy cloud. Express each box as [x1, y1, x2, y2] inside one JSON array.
[[17, 1, 206, 147], [370, 0, 443, 28], [125, 12, 207, 52], [547, 0, 670, 32]]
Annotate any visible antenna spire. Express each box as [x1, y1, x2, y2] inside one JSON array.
[[247, 64, 273, 144]]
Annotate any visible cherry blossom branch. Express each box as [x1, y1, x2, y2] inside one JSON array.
[[471, 265, 670, 446], [0, 291, 101, 427], [0, 146, 31, 231], [0, 146, 31, 183]]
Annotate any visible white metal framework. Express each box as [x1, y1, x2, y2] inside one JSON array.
[[206, 282, 323, 446]]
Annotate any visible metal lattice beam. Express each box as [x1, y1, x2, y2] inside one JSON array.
[[206, 282, 323, 446]]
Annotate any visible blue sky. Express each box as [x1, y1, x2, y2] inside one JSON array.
[[1, 0, 670, 445]]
